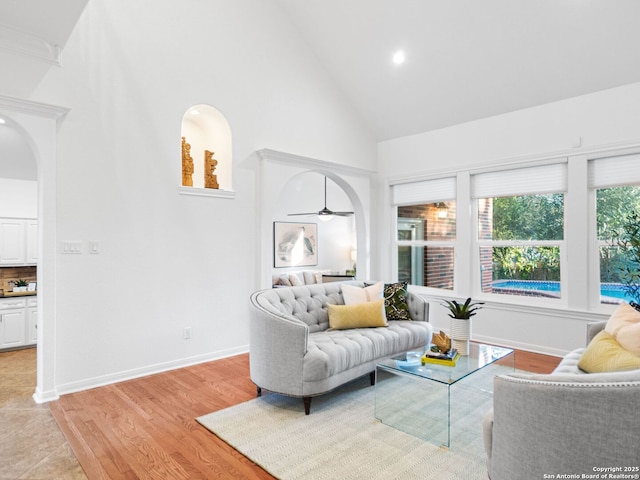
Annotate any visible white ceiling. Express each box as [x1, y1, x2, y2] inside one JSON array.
[[2, 0, 640, 181], [275, 0, 640, 141]]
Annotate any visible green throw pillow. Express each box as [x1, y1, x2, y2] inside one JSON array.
[[384, 281, 411, 320], [364, 281, 412, 320]]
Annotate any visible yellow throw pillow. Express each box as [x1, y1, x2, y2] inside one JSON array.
[[578, 330, 640, 373], [327, 299, 387, 330], [604, 302, 640, 356]]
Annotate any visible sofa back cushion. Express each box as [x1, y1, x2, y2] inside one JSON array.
[[255, 282, 364, 332]]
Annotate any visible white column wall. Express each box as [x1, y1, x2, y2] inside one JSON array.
[[28, 0, 376, 395]]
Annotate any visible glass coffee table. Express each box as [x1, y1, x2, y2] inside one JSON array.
[[375, 343, 514, 449]]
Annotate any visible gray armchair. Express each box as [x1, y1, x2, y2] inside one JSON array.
[[483, 321, 640, 479]]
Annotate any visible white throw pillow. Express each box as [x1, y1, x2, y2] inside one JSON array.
[[314, 270, 331, 284], [342, 282, 383, 305], [289, 273, 304, 286]]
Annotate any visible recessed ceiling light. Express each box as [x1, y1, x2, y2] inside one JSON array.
[[392, 50, 405, 65]]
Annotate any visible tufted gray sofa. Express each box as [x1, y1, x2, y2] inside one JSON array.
[[483, 321, 640, 479], [249, 281, 432, 414]]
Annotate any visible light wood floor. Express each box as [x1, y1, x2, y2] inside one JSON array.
[[50, 349, 560, 480]]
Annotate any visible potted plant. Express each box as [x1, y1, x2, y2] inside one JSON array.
[[13, 279, 28, 292], [442, 297, 484, 355]]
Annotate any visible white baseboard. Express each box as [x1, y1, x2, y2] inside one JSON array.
[[471, 334, 568, 358], [54, 345, 249, 397], [32, 386, 59, 404]]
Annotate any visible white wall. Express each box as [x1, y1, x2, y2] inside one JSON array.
[[0, 178, 37, 218], [378, 82, 640, 178], [28, 0, 376, 394], [377, 82, 640, 356]]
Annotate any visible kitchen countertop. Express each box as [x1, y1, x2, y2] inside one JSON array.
[[0, 291, 37, 298]]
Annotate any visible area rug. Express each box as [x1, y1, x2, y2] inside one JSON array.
[[197, 365, 515, 480]]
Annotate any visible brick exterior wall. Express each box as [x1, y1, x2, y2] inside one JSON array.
[[398, 202, 456, 289]]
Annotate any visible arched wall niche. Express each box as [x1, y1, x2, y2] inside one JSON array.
[[180, 104, 234, 198]]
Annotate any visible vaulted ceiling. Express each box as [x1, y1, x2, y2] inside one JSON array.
[[275, 0, 640, 141], [2, 0, 640, 180]]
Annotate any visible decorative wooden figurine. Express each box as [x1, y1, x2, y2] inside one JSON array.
[[204, 149, 219, 189], [432, 330, 452, 354], [181, 137, 194, 186]]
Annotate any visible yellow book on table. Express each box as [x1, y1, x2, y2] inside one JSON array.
[[421, 351, 460, 366]]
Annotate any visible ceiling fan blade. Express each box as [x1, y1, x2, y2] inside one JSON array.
[[287, 176, 353, 218]]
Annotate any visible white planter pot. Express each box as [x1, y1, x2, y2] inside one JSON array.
[[450, 318, 471, 355]]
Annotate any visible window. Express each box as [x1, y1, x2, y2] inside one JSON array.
[[589, 155, 640, 305], [472, 163, 566, 300], [393, 178, 456, 289]]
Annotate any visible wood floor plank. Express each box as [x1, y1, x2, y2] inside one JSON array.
[[50, 349, 560, 479], [50, 354, 276, 480]]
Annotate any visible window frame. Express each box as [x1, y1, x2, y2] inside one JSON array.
[[588, 157, 640, 308], [388, 150, 640, 313], [394, 203, 457, 292], [391, 175, 458, 293]]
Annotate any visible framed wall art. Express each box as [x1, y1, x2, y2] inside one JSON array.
[[273, 221, 318, 268]]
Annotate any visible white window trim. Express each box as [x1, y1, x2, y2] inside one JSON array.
[[389, 143, 640, 313], [587, 156, 640, 311]]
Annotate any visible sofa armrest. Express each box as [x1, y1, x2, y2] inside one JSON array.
[[407, 291, 429, 322], [586, 320, 606, 344], [485, 373, 640, 480], [249, 291, 309, 396]]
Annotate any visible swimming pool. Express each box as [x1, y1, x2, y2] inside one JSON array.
[[492, 280, 637, 303]]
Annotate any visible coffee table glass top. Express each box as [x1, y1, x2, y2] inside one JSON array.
[[377, 343, 514, 385]]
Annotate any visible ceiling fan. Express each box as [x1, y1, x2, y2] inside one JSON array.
[[288, 176, 354, 221]]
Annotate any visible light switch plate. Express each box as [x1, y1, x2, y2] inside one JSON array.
[[61, 241, 82, 254]]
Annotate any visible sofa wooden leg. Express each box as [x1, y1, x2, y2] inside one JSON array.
[[256, 386, 262, 397], [370, 371, 376, 386], [303, 396, 311, 415]]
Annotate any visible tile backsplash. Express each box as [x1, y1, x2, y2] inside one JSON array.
[[0, 266, 37, 295]]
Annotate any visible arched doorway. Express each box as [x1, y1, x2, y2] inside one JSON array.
[[256, 149, 373, 290], [0, 96, 68, 403]]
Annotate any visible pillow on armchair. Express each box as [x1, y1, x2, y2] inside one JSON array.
[[578, 330, 640, 373], [604, 302, 640, 356]]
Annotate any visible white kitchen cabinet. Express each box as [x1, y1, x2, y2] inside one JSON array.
[[26, 220, 38, 264], [0, 297, 37, 349], [0, 218, 38, 266], [0, 219, 26, 264], [27, 297, 38, 344], [0, 298, 27, 349]]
